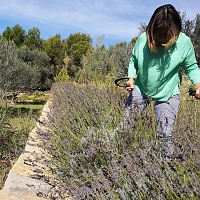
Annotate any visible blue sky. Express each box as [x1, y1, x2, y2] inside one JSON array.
[[0, 0, 199, 47]]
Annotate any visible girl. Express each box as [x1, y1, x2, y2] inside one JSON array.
[[125, 4, 200, 160]]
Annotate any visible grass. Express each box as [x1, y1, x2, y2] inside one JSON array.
[[45, 80, 200, 199], [9, 103, 44, 118], [0, 101, 45, 189], [8, 103, 44, 130]]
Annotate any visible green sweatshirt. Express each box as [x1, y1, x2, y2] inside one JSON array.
[[128, 32, 200, 101]]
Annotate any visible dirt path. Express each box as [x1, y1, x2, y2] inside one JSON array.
[[0, 101, 71, 200]]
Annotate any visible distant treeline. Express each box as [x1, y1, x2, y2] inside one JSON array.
[[0, 11, 199, 94]]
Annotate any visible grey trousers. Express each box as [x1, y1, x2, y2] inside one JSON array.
[[124, 89, 180, 158]]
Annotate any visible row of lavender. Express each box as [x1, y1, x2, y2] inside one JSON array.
[[46, 82, 200, 200]]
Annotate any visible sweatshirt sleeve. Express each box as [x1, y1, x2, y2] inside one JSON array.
[[128, 38, 139, 78], [182, 38, 200, 84]]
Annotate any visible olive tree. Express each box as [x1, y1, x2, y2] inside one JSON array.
[[0, 39, 40, 99], [18, 45, 53, 90]]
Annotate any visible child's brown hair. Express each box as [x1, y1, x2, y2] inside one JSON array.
[[146, 4, 182, 53]]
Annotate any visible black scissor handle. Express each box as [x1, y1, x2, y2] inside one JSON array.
[[114, 77, 129, 87]]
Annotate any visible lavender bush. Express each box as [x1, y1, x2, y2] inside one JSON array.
[[46, 81, 200, 199]]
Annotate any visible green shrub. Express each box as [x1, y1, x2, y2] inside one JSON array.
[[54, 67, 70, 82], [27, 91, 47, 104], [16, 91, 47, 104]]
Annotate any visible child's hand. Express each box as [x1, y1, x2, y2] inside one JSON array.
[[195, 88, 200, 99], [125, 78, 134, 91]]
